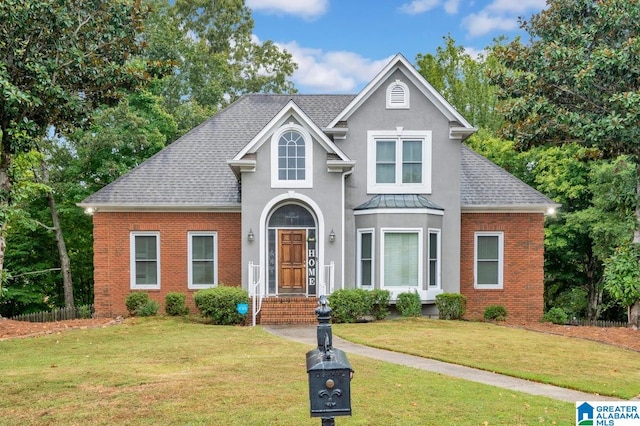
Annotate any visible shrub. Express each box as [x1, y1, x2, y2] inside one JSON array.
[[137, 300, 160, 317], [77, 304, 92, 319], [542, 307, 568, 325], [370, 289, 391, 320], [484, 305, 508, 321], [329, 289, 373, 323], [194, 286, 249, 325], [125, 292, 150, 316], [435, 293, 467, 320], [165, 292, 189, 316], [396, 291, 422, 317]]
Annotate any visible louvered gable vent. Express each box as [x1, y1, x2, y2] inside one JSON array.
[[386, 80, 409, 109]]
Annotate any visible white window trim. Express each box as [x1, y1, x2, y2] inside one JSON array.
[[130, 231, 160, 290], [386, 79, 410, 109], [357, 228, 375, 288], [474, 232, 504, 289], [380, 228, 423, 292], [188, 232, 218, 289], [270, 122, 313, 188], [428, 228, 441, 289], [367, 129, 432, 194]]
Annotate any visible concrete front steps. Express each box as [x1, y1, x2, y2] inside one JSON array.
[[257, 296, 319, 325]]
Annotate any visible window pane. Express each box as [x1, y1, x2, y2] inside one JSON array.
[[384, 233, 418, 286], [402, 163, 422, 183], [402, 140, 422, 183], [193, 261, 214, 284], [429, 233, 437, 258], [136, 260, 157, 285], [135, 236, 156, 260], [477, 262, 499, 285], [192, 236, 214, 259], [477, 236, 498, 260], [376, 164, 395, 183], [429, 260, 437, 286], [376, 141, 395, 161], [361, 260, 372, 286], [361, 233, 372, 258], [403, 140, 422, 161]]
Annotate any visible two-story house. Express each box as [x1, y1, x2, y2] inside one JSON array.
[[80, 54, 556, 324]]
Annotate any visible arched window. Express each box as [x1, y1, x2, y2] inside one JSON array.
[[271, 123, 313, 188], [386, 80, 410, 109], [278, 130, 305, 180]]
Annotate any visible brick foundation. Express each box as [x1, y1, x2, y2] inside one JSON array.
[[460, 212, 545, 322]]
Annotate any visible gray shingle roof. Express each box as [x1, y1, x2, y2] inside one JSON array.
[[461, 145, 555, 209], [80, 94, 356, 208], [355, 194, 444, 210], [80, 94, 555, 211]]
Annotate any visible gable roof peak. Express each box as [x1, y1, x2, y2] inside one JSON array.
[[327, 53, 476, 139]]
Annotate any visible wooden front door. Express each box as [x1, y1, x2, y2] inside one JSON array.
[[278, 229, 306, 293]]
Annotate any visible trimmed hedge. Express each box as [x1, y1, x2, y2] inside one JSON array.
[[328, 289, 391, 323], [194, 286, 249, 325], [165, 292, 189, 316], [435, 293, 467, 320], [484, 304, 508, 321], [125, 292, 150, 316], [542, 307, 568, 325], [396, 291, 422, 317]]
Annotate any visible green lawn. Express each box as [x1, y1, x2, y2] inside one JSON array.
[[332, 317, 640, 399], [0, 316, 580, 425]]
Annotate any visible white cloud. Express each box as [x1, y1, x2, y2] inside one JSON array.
[[462, 0, 546, 38], [246, 0, 328, 20], [444, 0, 461, 14], [277, 41, 393, 93], [486, 0, 547, 14], [463, 11, 519, 37], [399, 0, 440, 15]]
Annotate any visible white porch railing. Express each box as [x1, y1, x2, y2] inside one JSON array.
[[318, 261, 335, 296], [248, 261, 263, 327]]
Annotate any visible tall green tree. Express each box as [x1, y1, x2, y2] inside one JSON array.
[[490, 0, 640, 326], [0, 0, 158, 287], [144, 0, 297, 136], [416, 36, 502, 131]]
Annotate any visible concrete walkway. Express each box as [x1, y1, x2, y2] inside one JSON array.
[[264, 325, 621, 403]]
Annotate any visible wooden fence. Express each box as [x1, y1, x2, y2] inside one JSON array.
[[10, 305, 94, 323], [567, 318, 628, 328]]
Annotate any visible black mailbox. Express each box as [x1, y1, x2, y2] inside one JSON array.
[[306, 295, 353, 420]]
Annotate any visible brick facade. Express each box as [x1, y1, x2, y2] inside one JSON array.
[[460, 212, 545, 322], [92, 211, 241, 317]]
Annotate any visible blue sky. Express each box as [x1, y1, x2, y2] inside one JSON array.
[[246, 0, 546, 93]]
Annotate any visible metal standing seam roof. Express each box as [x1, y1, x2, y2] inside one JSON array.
[[355, 194, 444, 210], [80, 94, 556, 211]]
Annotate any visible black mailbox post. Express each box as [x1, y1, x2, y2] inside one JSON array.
[[306, 295, 353, 425]]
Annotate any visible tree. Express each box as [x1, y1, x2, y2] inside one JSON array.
[[490, 0, 640, 326], [416, 36, 503, 131], [0, 0, 158, 284], [143, 0, 297, 136]]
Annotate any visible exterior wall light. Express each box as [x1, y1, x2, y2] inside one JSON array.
[[329, 229, 335, 242], [248, 228, 255, 242]]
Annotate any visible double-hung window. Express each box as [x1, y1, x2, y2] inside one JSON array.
[[357, 229, 374, 287], [130, 232, 160, 289], [475, 232, 503, 289], [428, 229, 441, 288], [188, 232, 217, 289], [367, 130, 431, 193]]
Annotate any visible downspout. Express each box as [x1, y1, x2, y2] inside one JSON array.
[[341, 169, 354, 290]]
